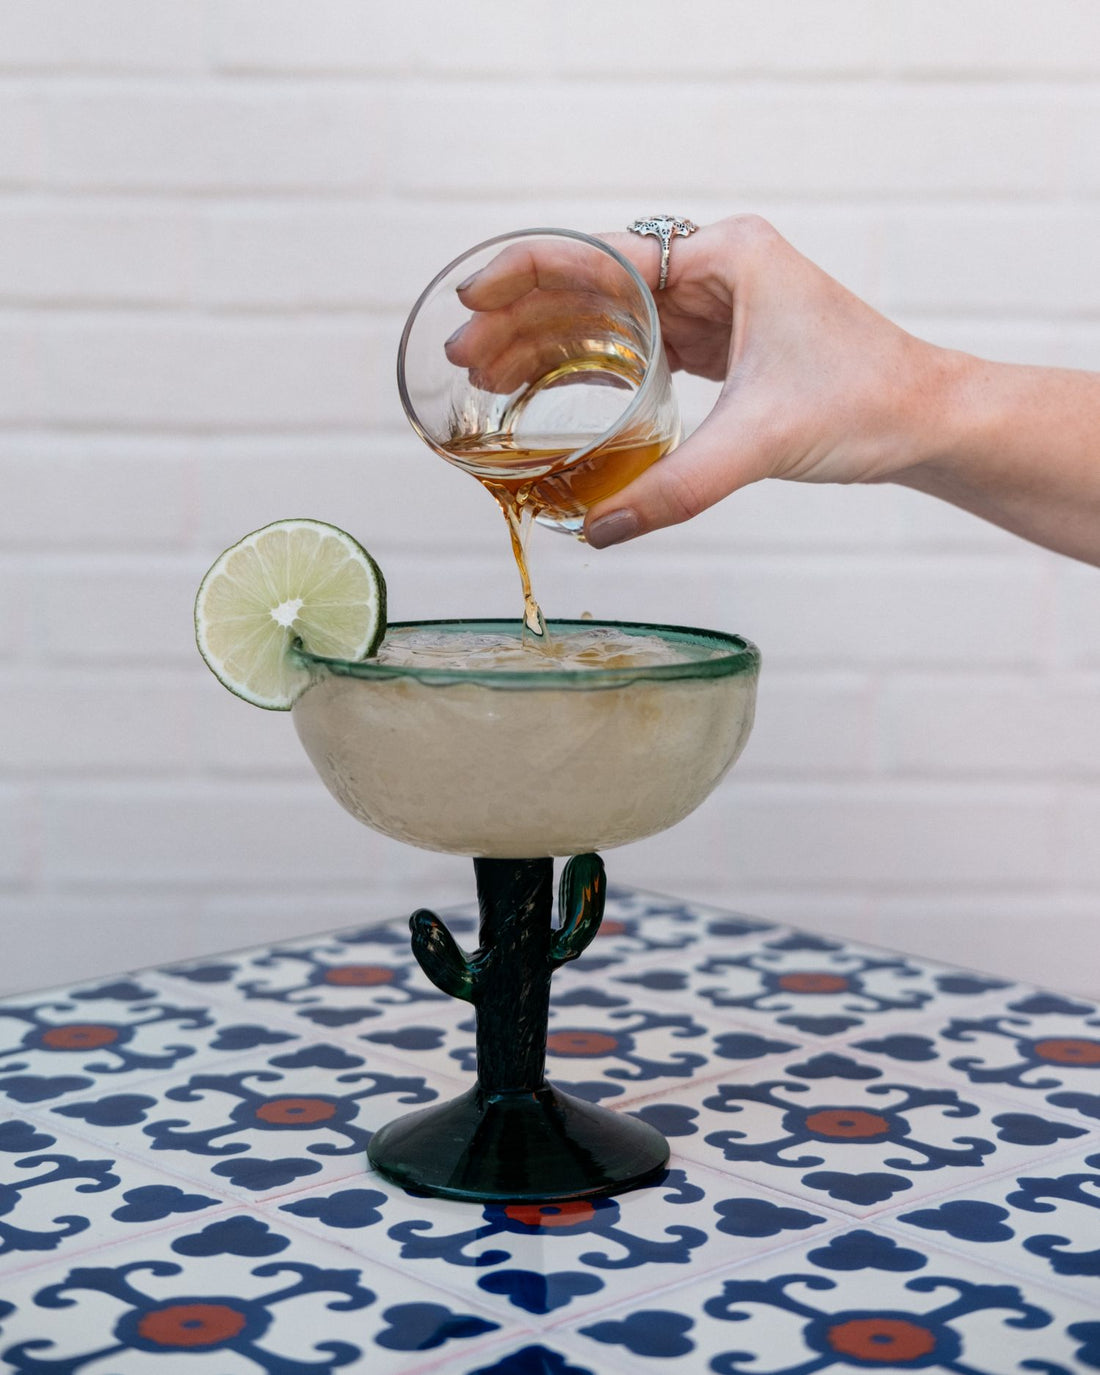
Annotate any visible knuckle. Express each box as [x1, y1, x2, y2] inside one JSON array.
[[724, 213, 780, 254]]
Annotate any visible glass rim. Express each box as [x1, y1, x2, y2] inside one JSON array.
[[395, 227, 664, 472], [292, 618, 761, 690]]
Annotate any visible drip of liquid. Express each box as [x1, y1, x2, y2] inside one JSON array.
[[486, 483, 546, 640], [445, 431, 673, 646], [440, 349, 674, 643]]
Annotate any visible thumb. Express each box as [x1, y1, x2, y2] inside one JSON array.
[[583, 402, 772, 547]]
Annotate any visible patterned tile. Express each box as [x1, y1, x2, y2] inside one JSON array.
[[149, 892, 755, 1032], [588, 887, 776, 959], [352, 989, 806, 1106], [263, 1162, 844, 1327], [887, 1139, 1100, 1299], [436, 1333, 609, 1374], [549, 1228, 1099, 1374], [0, 1210, 514, 1374], [606, 928, 1018, 1040], [637, 1046, 1097, 1215], [6, 887, 1100, 1375], [154, 915, 472, 1030], [42, 1040, 463, 1202], [0, 1117, 224, 1275], [0, 975, 304, 1109], [851, 989, 1100, 1125]]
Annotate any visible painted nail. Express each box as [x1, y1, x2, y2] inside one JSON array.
[[585, 509, 640, 549]]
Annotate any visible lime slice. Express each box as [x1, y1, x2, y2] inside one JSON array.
[[195, 519, 386, 710]]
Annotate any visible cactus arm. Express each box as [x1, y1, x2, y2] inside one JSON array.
[[409, 909, 477, 1002], [550, 852, 606, 967]]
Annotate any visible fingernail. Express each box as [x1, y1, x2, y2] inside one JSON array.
[[456, 271, 480, 293], [445, 324, 466, 348], [586, 509, 640, 549]]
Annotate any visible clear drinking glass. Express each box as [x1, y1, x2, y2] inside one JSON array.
[[397, 228, 679, 536]]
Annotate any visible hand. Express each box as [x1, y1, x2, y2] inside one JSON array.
[[582, 215, 951, 546], [444, 216, 1100, 565]]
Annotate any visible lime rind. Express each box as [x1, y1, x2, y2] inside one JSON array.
[[195, 518, 387, 710]]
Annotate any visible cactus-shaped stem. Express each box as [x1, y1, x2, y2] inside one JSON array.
[[552, 853, 606, 967], [409, 908, 478, 1002], [470, 857, 554, 1092], [372, 850, 668, 1201], [406, 854, 606, 1095]]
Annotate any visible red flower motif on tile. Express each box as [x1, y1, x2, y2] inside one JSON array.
[[1031, 1037, 1100, 1066], [138, 1301, 249, 1348], [503, 1201, 598, 1229], [322, 966, 397, 987], [826, 1315, 936, 1361], [253, 1097, 341, 1127], [777, 973, 850, 994], [39, 1025, 122, 1051], [546, 1031, 621, 1057]]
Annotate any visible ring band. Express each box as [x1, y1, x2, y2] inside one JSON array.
[[627, 215, 699, 290]]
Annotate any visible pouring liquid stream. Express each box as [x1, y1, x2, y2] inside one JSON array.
[[444, 428, 673, 647], [485, 484, 546, 640], [440, 348, 675, 649]]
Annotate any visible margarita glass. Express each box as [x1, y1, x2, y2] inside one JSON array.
[[291, 618, 759, 1203]]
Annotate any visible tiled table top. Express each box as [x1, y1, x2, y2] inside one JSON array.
[[2, 886, 1100, 1373]]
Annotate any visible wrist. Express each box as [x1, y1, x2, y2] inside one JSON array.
[[889, 344, 986, 494]]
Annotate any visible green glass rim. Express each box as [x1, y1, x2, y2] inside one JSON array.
[[292, 618, 760, 691]]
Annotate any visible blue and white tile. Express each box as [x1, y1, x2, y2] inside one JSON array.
[[436, 1333, 611, 1374], [635, 1046, 1096, 1215], [0, 975, 308, 1110], [43, 1040, 464, 1203], [609, 929, 1019, 1041], [5, 890, 1098, 1375], [0, 1116, 227, 1276], [546, 1229, 1098, 1374], [262, 1161, 844, 1328], [0, 1209, 514, 1375], [154, 915, 474, 1031], [850, 988, 1100, 1126], [399, 1001, 710, 1104], [886, 1139, 1100, 1301], [353, 993, 804, 1105], [589, 886, 775, 960], [144, 892, 766, 1039]]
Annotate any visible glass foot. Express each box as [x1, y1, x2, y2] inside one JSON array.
[[367, 1082, 669, 1203]]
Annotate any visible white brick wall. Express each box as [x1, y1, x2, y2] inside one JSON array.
[[4, 1, 1100, 998]]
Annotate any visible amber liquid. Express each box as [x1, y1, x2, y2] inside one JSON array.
[[442, 430, 672, 637]]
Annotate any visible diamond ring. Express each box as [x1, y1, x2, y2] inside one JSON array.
[[627, 216, 699, 290]]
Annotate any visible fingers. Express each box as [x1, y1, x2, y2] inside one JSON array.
[[448, 236, 650, 395], [446, 223, 734, 398], [456, 237, 635, 311], [444, 287, 641, 394], [583, 403, 773, 547], [595, 230, 665, 293]]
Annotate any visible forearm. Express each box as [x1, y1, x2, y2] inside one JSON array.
[[893, 350, 1100, 565]]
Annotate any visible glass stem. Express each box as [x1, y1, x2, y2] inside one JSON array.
[[471, 857, 554, 1095]]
